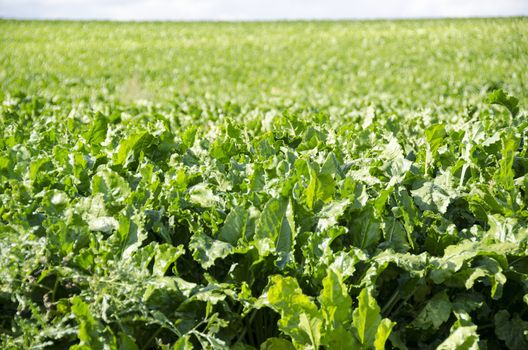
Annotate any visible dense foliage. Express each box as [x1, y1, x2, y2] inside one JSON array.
[[1, 18, 528, 349]]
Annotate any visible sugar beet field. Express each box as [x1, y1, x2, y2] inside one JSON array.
[[1, 18, 528, 349]]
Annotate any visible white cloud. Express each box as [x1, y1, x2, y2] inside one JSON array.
[[0, 0, 527, 20]]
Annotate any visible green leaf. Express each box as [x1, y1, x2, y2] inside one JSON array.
[[488, 89, 519, 118], [173, 335, 193, 350], [322, 326, 360, 350], [188, 183, 222, 208], [436, 321, 479, 350], [299, 313, 322, 349], [425, 124, 447, 154], [218, 206, 246, 245], [117, 209, 147, 258], [411, 172, 456, 214], [411, 291, 452, 330], [318, 268, 352, 329], [91, 167, 131, 210], [266, 276, 318, 316], [351, 206, 381, 250], [461, 256, 507, 299], [495, 132, 518, 190], [266, 275, 321, 348], [352, 288, 381, 346], [84, 113, 108, 146], [305, 164, 335, 210], [374, 318, 395, 350], [189, 233, 233, 269], [118, 332, 139, 350], [494, 310, 528, 350], [153, 244, 185, 276], [255, 197, 295, 267], [71, 296, 116, 350], [317, 199, 350, 232], [260, 338, 295, 350], [114, 131, 153, 165]]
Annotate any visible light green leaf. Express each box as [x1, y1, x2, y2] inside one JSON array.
[[322, 326, 360, 350], [317, 199, 350, 232], [153, 244, 185, 276], [114, 131, 152, 165], [299, 313, 322, 349], [495, 132, 518, 190], [318, 269, 352, 329], [488, 88, 519, 118], [266, 275, 321, 348], [189, 183, 221, 208], [305, 163, 335, 210], [189, 233, 233, 269], [173, 335, 193, 350], [84, 113, 108, 146], [353, 288, 382, 346], [436, 322, 479, 350], [411, 172, 456, 214], [218, 206, 246, 245], [374, 318, 395, 350], [118, 332, 139, 350], [259, 338, 295, 350], [71, 296, 116, 350], [255, 197, 295, 267]]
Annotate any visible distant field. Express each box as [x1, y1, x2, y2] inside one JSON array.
[[1, 18, 528, 349], [1, 19, 527, 109]]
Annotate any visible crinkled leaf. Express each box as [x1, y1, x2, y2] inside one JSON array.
[[494, 310, 528, 350]]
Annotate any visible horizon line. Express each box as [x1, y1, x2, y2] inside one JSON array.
[[1, 14, 526, 23]]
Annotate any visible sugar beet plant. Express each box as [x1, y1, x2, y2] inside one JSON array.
[[1, 19, 528, 350], [1, 88, 527, 349]]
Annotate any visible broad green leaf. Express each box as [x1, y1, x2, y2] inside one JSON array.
[[460, 256, 506, 299], [260, 338, 295, 350], [255, 197, 295, 267], [436, 322, 479, 350], [488, 88, 519, 118], [173, 335, 193, 350], [494, 310, 528, 350], [266, 276, 318, 316], [114, 131, 152, 165], [117, 209, 147, 258], [322, 326, 360, 350], [305, 164, 335, 210], [411, 291, 452, 330], [91, 167, 131, 210], [495, 132, 518, 190], [351, 206, 381, 250], [411, 172, 456, 214], [118, 332, 139, 350], [266, 275, 321, 348], [299, 313, 322, 349], [188, 183, 222, 208], [318, 268, 352, 329], [425, 124, 447, 155], [317, 199, 350, 232], [84, 113, 108, 146], [189, 233, 233, 269], [374, 318, 395, 350], [218, 206, 246, 245], [71, 296, 117, 350], [88, 216, 119, 233], [352, 288, 381, 346], [153, 244, 185, 276]]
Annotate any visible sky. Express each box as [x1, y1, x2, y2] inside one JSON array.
[[1, 0, 527, 21]]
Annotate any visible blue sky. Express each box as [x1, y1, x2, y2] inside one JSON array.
[[1, 0, 527, 21]]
